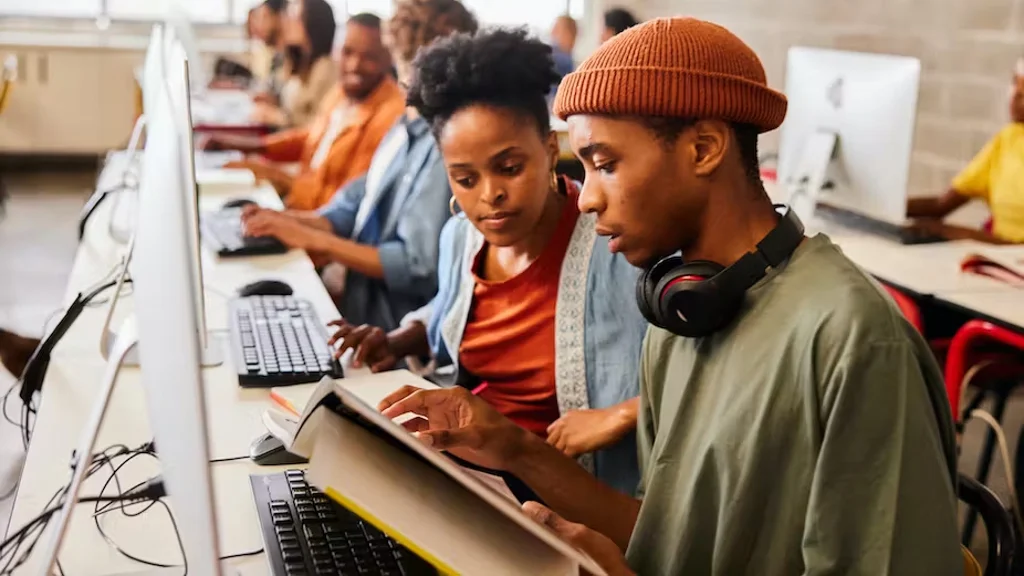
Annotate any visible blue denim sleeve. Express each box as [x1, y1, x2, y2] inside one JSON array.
[[378, 157, 452, 298], [424, 216, 467, 367], [585, 245, 646, 496], [316, 176, 367, 238]]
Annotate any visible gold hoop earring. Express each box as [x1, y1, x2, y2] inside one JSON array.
[[449, 195, 459, 217], [550, 170, 559, 194]]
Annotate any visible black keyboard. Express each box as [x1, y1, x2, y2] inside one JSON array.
[[251, 470, 437, 576], [228, 295, 342, 387], [816, 203, 947, 245], [201, 210, 288, 257]]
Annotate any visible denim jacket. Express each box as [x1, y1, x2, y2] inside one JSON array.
[[402, 201, 646, 496], [319, 115, 450, 331]]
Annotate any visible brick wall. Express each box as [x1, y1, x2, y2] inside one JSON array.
[[622, 0, 1024, 197]]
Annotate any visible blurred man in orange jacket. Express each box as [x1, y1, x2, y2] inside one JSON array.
[[205, 13, 404, 211]]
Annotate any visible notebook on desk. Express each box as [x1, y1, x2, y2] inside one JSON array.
[[278, 371, 604, 575]]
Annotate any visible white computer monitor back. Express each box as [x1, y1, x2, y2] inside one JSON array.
[[778, 47, 920, 225], [133, 75, 222, 576]]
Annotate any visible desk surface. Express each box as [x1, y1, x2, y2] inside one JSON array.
[[6, 154, 365, 575]]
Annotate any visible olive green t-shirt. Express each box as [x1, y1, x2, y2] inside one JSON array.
[[626, 235, 960, 575]]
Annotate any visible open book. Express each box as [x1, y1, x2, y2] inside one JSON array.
[[269, 370, 606, 575], [960, 252, 1024, 287]]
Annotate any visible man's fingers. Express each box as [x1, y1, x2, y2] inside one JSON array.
[[413, 426, 481, 451], [522, 501, 556, 526]]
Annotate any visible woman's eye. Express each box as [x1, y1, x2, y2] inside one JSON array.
[[455, 177, 476, 188], [498, 163, 523, 176], [595, 161, 617, 174]]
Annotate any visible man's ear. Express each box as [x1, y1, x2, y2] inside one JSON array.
[[690, 120, 729, 177]]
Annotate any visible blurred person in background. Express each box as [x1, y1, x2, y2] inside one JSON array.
[[248, 0, 288, 99], [601, 7, 639, 43], [548, 15, 576, 103], [238, 0, 479, 331], [205, 12, 404, 211], [0, 192, 40, 378], [907, 57, 1024, 244], [249, 0, 338, 128]]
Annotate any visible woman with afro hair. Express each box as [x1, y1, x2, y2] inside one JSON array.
[[330, 27, 644, 497]]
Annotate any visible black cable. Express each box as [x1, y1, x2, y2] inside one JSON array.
[[0, 443, 152, 573], [220, 548, 264, 560], [208, 455, 249, 464]]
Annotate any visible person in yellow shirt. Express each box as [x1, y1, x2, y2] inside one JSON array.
[[907, 60, 1024, 243]]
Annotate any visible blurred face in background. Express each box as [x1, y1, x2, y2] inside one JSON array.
[[250, 4, 282, 45], [550, 16, 576, 54], [1011, 59, 1024, 124], [281, 1, 310, 53], [339, 21, 390, 100]]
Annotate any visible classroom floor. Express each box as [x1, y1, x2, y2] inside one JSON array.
[[0, 168, 1021, 559]]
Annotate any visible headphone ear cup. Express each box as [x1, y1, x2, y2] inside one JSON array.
[[655, 260, 727, 337], [635, 256, 685, 329]]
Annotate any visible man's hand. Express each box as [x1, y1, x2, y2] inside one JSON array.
[[378, 386, 529, 471], [547, 404, 635, 458], [522, 502, 635, 576], [242, 209, 320, 250], [327, 320, 398, 372]]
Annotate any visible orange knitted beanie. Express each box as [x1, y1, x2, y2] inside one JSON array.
[[553, 18, 788, 133]]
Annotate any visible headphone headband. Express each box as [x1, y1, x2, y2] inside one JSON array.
[[636, 204, 806, 338], [704, 204, 805, 296]]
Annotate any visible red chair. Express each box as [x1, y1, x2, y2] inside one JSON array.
[[883, 285, 1024, 546], [944, 320, 1024, 547]]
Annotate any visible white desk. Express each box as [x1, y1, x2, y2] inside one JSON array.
[[829, 234, 1024, 297], [940, 290, 1024, 331], [6, 155, 362, 575]]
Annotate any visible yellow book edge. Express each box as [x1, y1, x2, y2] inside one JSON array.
[[324, 486, 458, 576]]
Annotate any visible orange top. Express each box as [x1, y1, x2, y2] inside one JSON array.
[[261, 78, 405, 211], [458, 187, 581, 437]]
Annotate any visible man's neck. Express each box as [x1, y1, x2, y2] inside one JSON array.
[[682, 184, 779, 267]]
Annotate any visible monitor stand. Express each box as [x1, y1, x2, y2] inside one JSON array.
[[781, 129, 836, 230], [98, 234, 224, 367]]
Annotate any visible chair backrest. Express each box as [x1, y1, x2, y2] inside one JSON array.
[[958, 473, 1015, 576], [0, 55, 17, 116]]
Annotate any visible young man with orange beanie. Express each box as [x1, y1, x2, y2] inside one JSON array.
[[377, 18, 961, 575]]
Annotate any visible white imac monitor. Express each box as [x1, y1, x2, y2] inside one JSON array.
[[160, 36, 224, 365], [777, 47, 921, 226], [38, 67, 223, 576], [132, 78, 223, 575], [165, 1, 208, 93]]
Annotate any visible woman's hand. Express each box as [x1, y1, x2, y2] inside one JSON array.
[[546, 399, 638, 458], [327, 320, 398, 372], [522, 502, 635, 576]]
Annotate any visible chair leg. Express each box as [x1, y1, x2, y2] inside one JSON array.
[[963, 385, 1012, 547]]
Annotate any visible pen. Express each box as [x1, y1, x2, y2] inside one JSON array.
[[471, 383, 489, 396], [270, 390, 300, 417]]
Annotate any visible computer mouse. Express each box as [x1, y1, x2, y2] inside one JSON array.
[[222, 197, 257, 209], [238, 279, 294, 297], [250, 432, 308, 466]]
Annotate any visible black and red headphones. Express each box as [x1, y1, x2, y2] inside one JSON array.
[[635, 204, 805, 338]]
